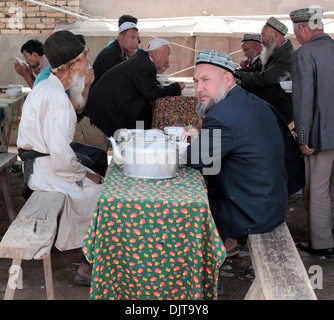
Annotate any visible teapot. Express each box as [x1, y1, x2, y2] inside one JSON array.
[[109, 129, 179, 179]]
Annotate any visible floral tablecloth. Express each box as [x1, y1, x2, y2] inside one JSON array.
[[152, 96, 199, 131], [83, 162, 226, 300]]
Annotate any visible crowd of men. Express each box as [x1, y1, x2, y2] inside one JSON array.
[[14, 7, 334, 290]]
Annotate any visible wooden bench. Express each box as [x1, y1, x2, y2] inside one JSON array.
[[0, 153, 17, 221], [245, 222, 317, 300], [0, 191, 65, 300]]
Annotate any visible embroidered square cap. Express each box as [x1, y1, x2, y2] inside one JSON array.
[[241, 34, 262, 43], [290, 7, 323, 23], [118, 22, 138, 34], [147, 38, 171, 51], [196, 50, 235, 74], [266, 16, 288, 35]]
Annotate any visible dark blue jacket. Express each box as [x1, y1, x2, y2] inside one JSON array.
[[186, 85, 288, 239]]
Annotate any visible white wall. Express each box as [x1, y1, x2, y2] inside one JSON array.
[[80, 0, 334, 19]]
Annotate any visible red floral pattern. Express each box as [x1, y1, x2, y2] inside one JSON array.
[[152, 96, 199, 130]]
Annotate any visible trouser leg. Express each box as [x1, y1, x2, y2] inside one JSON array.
[[305, 150, 334, 249]]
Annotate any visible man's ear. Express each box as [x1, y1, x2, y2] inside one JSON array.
[[298, 23, 306, 33], [224, 71, 235, 85], [68, 63, 77, 79], [32, 51, 39, 59]]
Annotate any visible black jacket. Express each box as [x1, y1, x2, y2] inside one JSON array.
[[235, 40, 295, 124], [91, 40, 125, 87], [84, 49, 181, 137]]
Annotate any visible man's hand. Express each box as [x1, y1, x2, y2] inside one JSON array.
[[14, 61, 34, 88], [178, 82, 186, 90], [239, 58, 250, 68], [182, 126, 199, 143], [14, 60, 32, 78], [299, 144, 314, 156], [84, 68, 95, 87]]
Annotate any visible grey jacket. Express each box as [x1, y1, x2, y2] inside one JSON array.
[[292, 33, 334, 154]]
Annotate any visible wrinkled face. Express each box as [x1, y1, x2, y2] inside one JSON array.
[[151, 45, 171, 72], [241, 41, 262, 60], [118, 28, 140, 56], [261, 25, 276, 49], [193, 63, 227, 107], [22, 50, 39, 68]]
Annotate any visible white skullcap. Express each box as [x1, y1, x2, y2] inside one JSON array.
[[147, 38, 170, 51], [118, 22, 138, 34]]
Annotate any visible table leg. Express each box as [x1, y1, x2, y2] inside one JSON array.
[[6, 123, 12, 146], [0, 169, 17, 221]]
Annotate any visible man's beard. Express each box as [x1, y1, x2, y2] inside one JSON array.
[[70, 72, 85, 109], [260, 35, 276, 65], [196, 84, 226, 118]]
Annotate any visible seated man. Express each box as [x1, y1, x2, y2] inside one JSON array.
[[84, 38, 185, 137], [92, 21, 140, 86], [235, 17, 295, 125], [185, 50, 288, 256], [14, 39, 50, 88], [29, 34, 107, 190], [17, 30, 104, 284], [238, 33, 263, 72]]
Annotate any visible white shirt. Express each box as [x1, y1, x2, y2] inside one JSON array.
[[17, 73, 101, 250]]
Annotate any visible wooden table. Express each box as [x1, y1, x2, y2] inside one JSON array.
[[0, 153, 17, 221], [0, 89, 30, 151], [83, 161, 226, 300]]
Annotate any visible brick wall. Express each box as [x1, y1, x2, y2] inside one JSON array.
[[0, 0, 79, 35]]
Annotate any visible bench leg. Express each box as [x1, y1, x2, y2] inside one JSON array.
[[244, 277, 262, 300], [4, 259, 22, 300], [0, 169, 17, 221], [43, 254, 55, 300]]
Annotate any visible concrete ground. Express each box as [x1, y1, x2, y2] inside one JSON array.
[[0, 151, 334, 300]]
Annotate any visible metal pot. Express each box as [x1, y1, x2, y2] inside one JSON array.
[[109, 129, 179, 179]]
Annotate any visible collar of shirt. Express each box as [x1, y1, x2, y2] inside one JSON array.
[[279, 39, 288, 48]]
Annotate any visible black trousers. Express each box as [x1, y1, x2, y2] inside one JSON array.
[[70, 142, 108, 177]]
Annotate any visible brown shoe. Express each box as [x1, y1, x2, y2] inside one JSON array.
[[226, 246, 239, 258]]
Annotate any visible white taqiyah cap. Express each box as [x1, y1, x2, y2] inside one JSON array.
[[118, 22, 138, 34], [147, 38, 170, 51]]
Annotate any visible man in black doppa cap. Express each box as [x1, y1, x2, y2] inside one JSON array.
[[44, 30, 86, 70], [17, 30, 106, 286]]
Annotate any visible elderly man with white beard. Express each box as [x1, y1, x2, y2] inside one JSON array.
[[235, 17, 295, 125], [185, 50, 288, 257], [17, 30, 103, 285]]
